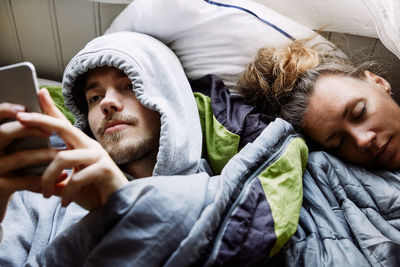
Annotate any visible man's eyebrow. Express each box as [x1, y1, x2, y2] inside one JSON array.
[[116, 70, 127, 78], [85, 81, 99, 92]]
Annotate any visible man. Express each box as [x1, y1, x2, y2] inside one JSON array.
[[0, 31, 203, 265]]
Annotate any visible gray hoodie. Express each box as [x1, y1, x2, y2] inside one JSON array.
[[0, 31, 205, 266], [63, 31, 202, 176]]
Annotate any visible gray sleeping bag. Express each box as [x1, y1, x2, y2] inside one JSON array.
[[281, 151, 400, 267]]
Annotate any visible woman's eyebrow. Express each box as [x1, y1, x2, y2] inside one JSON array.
[[342, 105, 349, 118], [323, 98, 362, 144], [323, 106, 348, 144], [324, 103, 352, 144], [324, 132, 336, 145]]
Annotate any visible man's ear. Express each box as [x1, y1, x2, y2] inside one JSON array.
[[363, 70, 392, 94]]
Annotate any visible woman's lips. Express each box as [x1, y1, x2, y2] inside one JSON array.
[[375, 136, 393, 161]]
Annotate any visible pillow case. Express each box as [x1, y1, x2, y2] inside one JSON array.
[[105, 0, 333, 90]]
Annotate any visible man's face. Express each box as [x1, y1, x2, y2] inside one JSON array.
[[84, 66, 160, 164], [302, 73, 400, 170]]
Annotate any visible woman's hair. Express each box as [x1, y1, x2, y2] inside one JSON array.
[[237, 38, 382, 130]]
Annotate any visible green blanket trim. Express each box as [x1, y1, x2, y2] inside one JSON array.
[[40, 85, 75, 124], [194, 92, 240, 174], [258, 137, 308, 257]]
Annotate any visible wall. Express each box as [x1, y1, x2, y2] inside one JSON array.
[[0, 0, 126, 80], [322, 32, 400, 103]]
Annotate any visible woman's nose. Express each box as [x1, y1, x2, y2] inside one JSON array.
[[351, 128, 376, 152], [99, 90, 123, 115]]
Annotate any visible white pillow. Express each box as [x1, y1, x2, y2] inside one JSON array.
[[105, 0, 333, 90]]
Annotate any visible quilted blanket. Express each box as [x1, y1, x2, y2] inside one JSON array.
[[280, 151, 400, 266]]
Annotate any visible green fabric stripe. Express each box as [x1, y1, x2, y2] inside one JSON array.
[[258, 137, 308, 257], [194, 92, 240, 174], [40, 86, 75, 124]]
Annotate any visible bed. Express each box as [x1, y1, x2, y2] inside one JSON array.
[[1, 0, 400, 266]]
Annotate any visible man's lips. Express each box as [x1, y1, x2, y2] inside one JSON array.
[[103, 120, 131, 134]]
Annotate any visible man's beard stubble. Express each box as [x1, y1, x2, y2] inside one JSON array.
[[107, 136, 159, 165], [94, 113, 159, 165]]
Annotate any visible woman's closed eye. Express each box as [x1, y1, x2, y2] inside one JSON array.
[[352, 101, 366, 120]]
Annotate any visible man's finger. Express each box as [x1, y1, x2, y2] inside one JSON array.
[[17, 112, 98, 149], [38, 88, 69, 122], [0, 176, 42, 195], [0, 148, 58, 175], [0, 103, 25, 121], [0, 120, 50, 148], [41, 149, 102, 197]]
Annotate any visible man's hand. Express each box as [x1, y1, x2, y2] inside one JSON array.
[[0, 102, 56, 222], [17, 89, 129, 210]]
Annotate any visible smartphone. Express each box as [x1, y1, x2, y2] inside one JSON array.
[[0, 62, 50, 176]]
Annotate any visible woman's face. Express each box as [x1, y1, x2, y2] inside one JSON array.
[[302, 72, 400, 170]]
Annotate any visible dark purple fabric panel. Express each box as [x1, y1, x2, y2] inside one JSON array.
[[214, 178, 276, 267], [190, 74, 275, 148]]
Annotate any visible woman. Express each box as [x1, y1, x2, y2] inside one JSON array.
[[237, 39, 400, 170]]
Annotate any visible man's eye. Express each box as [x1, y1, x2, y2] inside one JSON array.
[[127, 83, 133, 90], [88, 95, 103, 104]]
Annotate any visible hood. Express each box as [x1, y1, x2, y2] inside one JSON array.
[[62, 31, 202, 176]]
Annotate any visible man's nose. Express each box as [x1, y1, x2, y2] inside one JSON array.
[[351, 128, 376, 152], [100, 90, 122, 115]]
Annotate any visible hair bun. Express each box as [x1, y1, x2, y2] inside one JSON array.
[[274, 41, 320, 91], [237, 39, 321, 114]]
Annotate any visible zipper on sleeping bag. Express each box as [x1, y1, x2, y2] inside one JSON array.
[[203, 133, 299, 266]]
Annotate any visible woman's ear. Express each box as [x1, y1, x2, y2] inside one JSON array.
[[363, 70, 392, 94]]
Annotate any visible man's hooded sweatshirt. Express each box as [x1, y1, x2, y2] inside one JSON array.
[[0, 32, 308, 266]]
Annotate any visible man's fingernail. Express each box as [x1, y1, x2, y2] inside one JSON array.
[[12, 105, 25, 112], [17, 112, 30, 119]]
